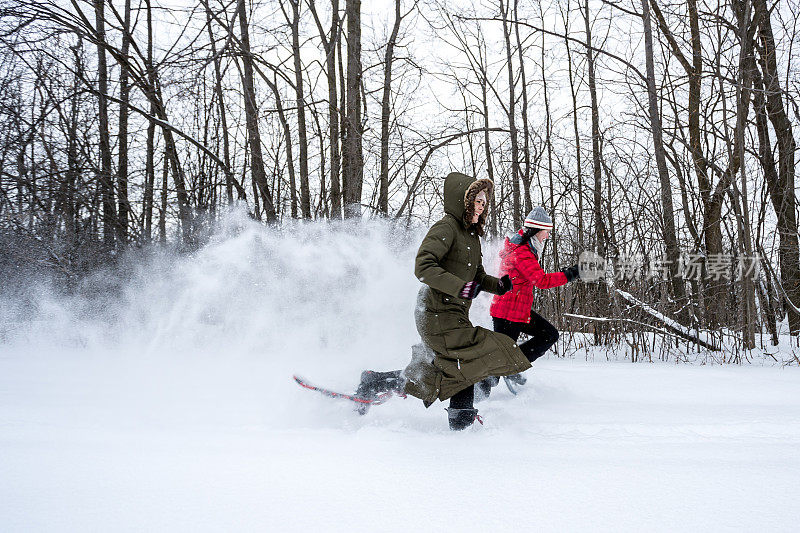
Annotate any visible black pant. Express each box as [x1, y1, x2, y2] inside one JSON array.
[[493, 310, 559, 363], [449, 383, 475, 410]]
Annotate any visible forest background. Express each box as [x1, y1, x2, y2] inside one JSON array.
[[2, 0, 800, 361]]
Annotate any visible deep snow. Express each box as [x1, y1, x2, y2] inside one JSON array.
[[1, 213, 798, 532]]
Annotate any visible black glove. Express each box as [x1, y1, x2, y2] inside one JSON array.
[[497, 274, 513, 295], [562, 264, 580, 282], [459, 281, 482, 299]]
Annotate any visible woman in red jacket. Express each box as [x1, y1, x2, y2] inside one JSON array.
[[484, 207, 580, 396]]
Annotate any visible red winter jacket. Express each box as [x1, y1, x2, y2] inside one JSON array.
[[489, 231, 568, 323]]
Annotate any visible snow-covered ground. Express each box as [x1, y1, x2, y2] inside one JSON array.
[[1, 214, 798, 531]]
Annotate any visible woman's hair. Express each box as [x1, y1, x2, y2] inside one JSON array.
[[517, 227, 544, 247], [463, 179, 493, 236]]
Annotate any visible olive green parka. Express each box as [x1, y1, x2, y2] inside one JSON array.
[[403, 172, 531, 405]]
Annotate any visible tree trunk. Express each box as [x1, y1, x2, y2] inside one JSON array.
[[691, 0, 726, 328], [144, 123, 155, 241], [537, 1, 557, 269], [562, 4, 584, 249], [342, 0, 363, 218], [311, 109, 328, 216], [289, 0, 311, 218], [729, 0, 757, 349], [641, 0, 688, 323], [583, 0, 610, 342], [752, 58, 800, 335], [756, 274, 780, 346], [251, 153, 260, 220], [204, 0, 234, 204], [309, 0, 342, 219], [338, 23, 347, 216], [93, 0, 116, 246], [378, 0, 402, 216], [237, 0, 277, 222], [142, 0, 155, 241], [752, 0, 800, 334], [516, 0, 532, 215], [64, 106, 78, 247], [157, 87, 193, 241], [64, 43, 83, 247], [500, 0, 521, 224], [329, 1, 342, 219], [583, 0, 605, 256], [159, 152, 168, 243], [480, 42, 497, 237], [116, 0, 131, 244], [264, 73, 298, 219]]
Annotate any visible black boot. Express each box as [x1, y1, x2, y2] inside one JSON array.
[[446, 408, 481, 430], [447, 385, 479, 430], [355, 370, 404, 415]]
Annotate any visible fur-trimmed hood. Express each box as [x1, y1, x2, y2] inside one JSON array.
[[443, 172, 493, 236]]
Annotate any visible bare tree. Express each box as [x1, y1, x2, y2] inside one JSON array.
[[378, 0, 405, 215], [263, 71, 299, 219], [751, 0, 800, 334], [93, 0, 116, 246], [582, 0, 605, 258], [342, 0, 363, 218], [559, 0, 585, 249], [203, 0, 235, 205], [286, 0, 312, 218], [309, 0, 342, 219], [115, 0, 131, 244], [500, 0, 521, 224], [236, 0, 277, 222], [515, 0, 532, 215], [640, 0, 688, 322]]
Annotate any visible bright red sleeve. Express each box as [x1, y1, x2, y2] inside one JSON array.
[[511, 245, 568, 289]]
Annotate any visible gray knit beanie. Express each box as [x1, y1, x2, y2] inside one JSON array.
[[523, 206, 553, 230]]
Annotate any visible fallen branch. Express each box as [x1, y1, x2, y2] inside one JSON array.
[[595, 261, 721, 351], [611, 288, 720, 351]]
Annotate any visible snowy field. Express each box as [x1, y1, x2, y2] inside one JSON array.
[[2, 215, 799, 532]]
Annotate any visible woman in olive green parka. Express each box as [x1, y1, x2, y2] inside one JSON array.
[[405, 172, 531, 429], [356, 172, 531, 430]]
